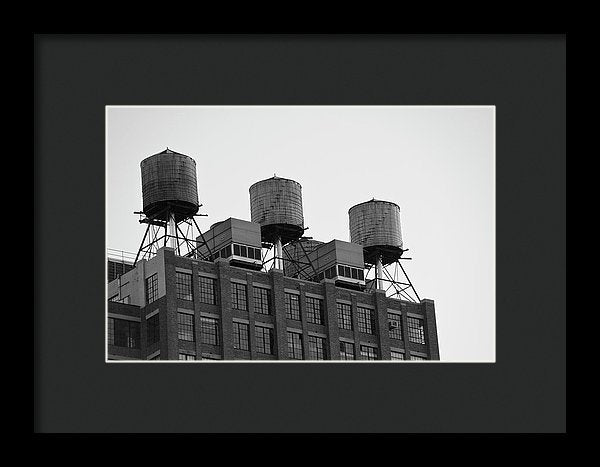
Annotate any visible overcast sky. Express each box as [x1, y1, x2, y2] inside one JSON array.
[[106, 106, 495, 362]]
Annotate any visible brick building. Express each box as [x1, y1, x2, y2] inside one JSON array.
[[107, 152, 439, 362], [107, 241, 440, 361]]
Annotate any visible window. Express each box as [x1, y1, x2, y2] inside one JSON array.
[[253, 287, 271, 315], [200, 317, 220, 345], [285, 293, 300, 320], [331, 264, 364, 281], [145, 273, 158, 304], [231, 282, 247, 311], [176, 271, 193, 301], [147, 314, 160, 345], [388, 312, 403, 340], [233, 322, 250, 351], [109, 318, 140, 348], [308, 335, 327, 360], [306, 297, 324, 324], [410, 354, 427, 361], [360, 345, 379, 360], [407, 316, 426, 344], [108, 317, 115, 345], [337, 302, 353, 330], [391, 350, 405, 360], [357, 307, 375, 334], [203, 354, 221, 360], [240, 245, 247, 257], [339, 341, 355, 360], [179, 352, 195, 360], [177, 313, 195, 341], [198, 276, 217, 305], [255, 326, 273, 355], [287, 331, 303, 360], [221, 245, 232, 258], [234, 244, 240, 256]]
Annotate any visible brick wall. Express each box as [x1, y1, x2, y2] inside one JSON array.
[[106, 247, 440, 361]]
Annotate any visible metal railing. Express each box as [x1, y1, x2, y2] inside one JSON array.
[[107, 248, 137, 264]]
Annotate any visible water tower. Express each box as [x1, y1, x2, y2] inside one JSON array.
[[249, 175, 305, 270], [349, 199, 420, 302], [133, 148, 213, 263]]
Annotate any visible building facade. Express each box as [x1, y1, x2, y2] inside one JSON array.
[[107, 247, 440, 361]]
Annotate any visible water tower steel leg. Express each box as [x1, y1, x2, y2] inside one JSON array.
[[376, 256, 384, 290], [297, 238, 320, 278], [275, 238, 283, 270], [134, 222, 152, 265], [191, 216, 214, 261], [169, 213, 177, 250], [398, 261, 421, 302]]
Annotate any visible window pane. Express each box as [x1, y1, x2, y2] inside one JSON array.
[[233, 322, 249, 350], [145, 273, 158, 304], [147, 314, 160, 346], [233, 244, 240, 256], [108, 318, 115, 345], [357, 306, 375, 334], [255, 326, 273, 354], [200, 317, 220, 345], [285, 293, 300, 320], [231, 283, 247, 310], [177, 313, 195, 341], [308, 335, 327, 360], [407, 317, 426, 344], [306, 297, 324, 325], [198, 276, 216, 305], [339, 341, 355, 360], [388, 312, 403, 340], [338, 265, 344, 276], [176, 272, 193, 301], [253, 287, 271, 315], [337, 302, 352, 330], [360, 345, 378, 360], [410, 354, 427, 361], [287, 331, 303, 359]]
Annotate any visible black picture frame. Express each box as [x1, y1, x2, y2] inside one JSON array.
[[34, 34, 566, 433]]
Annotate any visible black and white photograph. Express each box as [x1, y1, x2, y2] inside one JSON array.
[[106, 106, 495, 362], [35, 34, 565, 434]]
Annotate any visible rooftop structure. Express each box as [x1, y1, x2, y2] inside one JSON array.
[[107, 149, 438, 361]]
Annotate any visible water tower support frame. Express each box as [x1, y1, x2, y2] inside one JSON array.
[[364, 257, 421, 303], [133, 205, 214, 264], [261, 237, 320, 281]]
